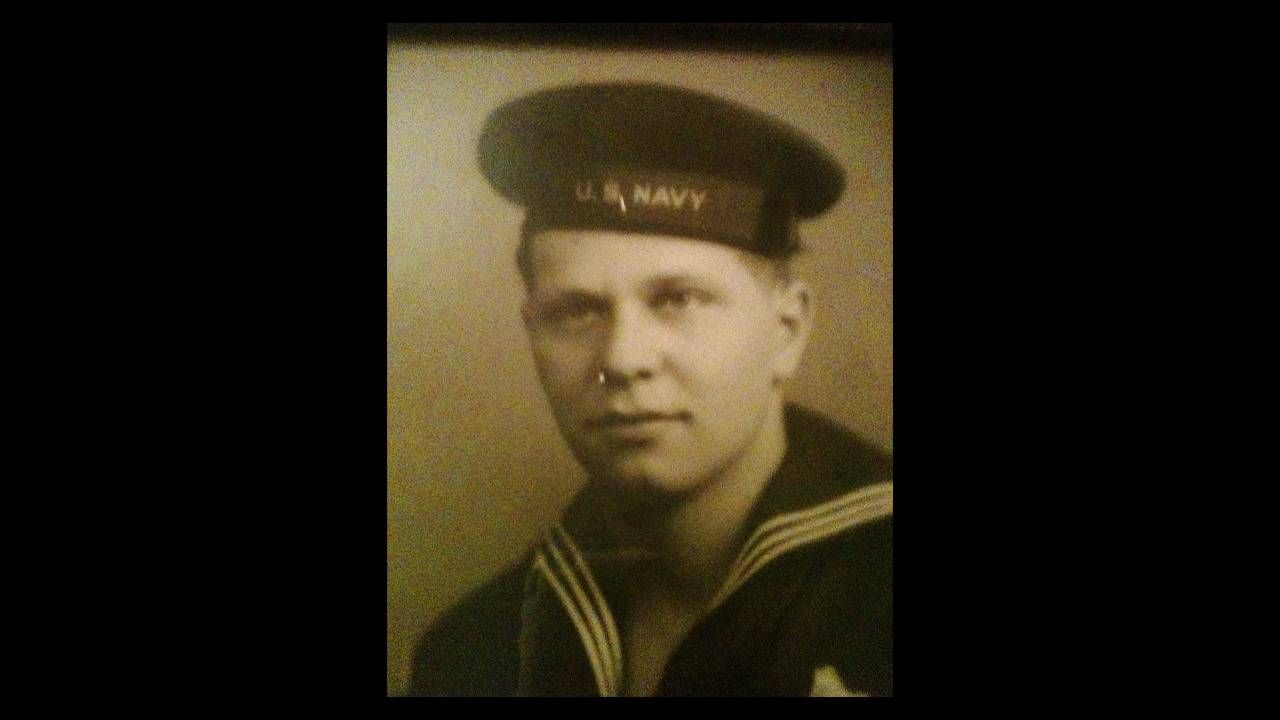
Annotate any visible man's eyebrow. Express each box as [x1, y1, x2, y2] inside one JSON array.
[[532, 287, 608, 305], [643, 273, 722, 292]]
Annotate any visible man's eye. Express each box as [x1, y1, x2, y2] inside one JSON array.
[[652, 289, 708, 314], [542, 300, 605, 329]]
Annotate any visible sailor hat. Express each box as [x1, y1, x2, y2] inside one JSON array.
[[477, 82, 845, 258]]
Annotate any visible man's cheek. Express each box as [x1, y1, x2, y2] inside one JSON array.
[[534, 350, 584, 387]]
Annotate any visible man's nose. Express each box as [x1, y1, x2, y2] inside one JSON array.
[[598, 303, 662, 385]]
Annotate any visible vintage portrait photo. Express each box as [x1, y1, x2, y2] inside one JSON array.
[[388, 25, 892, 696]]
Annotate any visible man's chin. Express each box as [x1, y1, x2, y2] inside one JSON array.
[[583, 458, 698, 501]]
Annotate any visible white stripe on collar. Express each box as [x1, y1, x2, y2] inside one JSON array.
[[550, 525, 623, 691], [533, 481, 892, 694], [710, 481, 893, 609], [533, 527, 624, 696], [531, 552, 614, 696]]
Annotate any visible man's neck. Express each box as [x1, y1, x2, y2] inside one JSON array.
[[610, 398, 789, 604]]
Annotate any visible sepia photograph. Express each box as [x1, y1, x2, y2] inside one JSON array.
[[388, 24, 893, 697]]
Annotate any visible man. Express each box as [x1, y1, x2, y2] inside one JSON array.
[[409, 82, 892, 697]]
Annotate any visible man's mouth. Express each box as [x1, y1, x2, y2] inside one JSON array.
[[585, 410, 692, 429]]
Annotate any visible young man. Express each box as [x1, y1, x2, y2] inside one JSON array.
[[410, 83, 892, 697]]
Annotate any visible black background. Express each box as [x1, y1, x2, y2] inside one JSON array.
[[57, 21, 1185, 706]]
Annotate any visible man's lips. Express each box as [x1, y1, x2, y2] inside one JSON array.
[[584, 410, 692, 429]]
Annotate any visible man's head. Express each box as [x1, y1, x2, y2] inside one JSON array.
[[520, 228, 812, 496], [477, 83, 844, 497]]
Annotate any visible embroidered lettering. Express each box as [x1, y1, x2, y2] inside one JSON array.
[[669, 187, 689, 209], [579, 180, 708, 213], [632, 183, 651, 205], [602, 180, 621, 203]]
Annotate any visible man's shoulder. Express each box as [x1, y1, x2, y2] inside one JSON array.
[[785, 404, 892, 483], [406, 561, 530, 697], [754, 404, 891, 532], [787, 501, 892, 695]]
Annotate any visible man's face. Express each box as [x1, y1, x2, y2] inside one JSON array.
[[522, 229, 810, 497]]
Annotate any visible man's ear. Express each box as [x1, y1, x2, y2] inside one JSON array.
[[772, 279, 814, 384]]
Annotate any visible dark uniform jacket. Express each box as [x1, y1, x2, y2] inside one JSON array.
[[409, 404, 892, 697]]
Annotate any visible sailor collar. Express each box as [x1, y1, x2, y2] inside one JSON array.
[[521, 405, 892, 696]]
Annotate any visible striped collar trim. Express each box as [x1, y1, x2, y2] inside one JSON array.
[[708, 480, 892, 609], [531, 481, 892, 695], [532, 524, 623, 696]]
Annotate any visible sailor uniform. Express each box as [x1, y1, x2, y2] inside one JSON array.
[[408, 82, 890, 697], [409, 404, 892, 697]]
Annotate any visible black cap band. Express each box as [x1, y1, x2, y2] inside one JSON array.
[[526, 165, 778, 247]]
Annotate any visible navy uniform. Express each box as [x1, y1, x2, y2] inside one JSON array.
[[409, 83, 892, 697]]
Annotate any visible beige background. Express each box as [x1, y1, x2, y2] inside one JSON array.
[[387, 42, 892, 696]]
